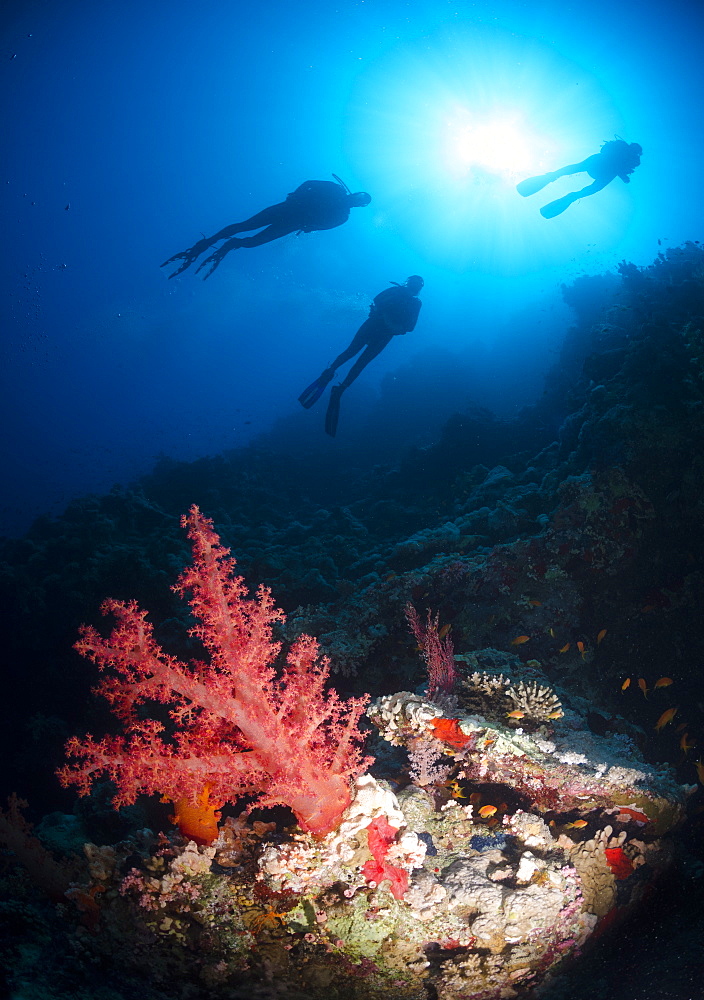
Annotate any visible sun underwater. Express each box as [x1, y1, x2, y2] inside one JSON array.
[[344, 24, 632, 274]]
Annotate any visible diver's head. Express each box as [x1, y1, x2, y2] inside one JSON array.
[[405, 275, 424, 295], [349, 191, 372, 207], [630, 143, 643, 156]]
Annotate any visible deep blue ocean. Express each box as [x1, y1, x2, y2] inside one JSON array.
[[2, 0, 699, 535], [2, 3, 704, 999]]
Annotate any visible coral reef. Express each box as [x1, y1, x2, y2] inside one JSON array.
[[2, 244, 704, 997], [458, 664, 563, 727]]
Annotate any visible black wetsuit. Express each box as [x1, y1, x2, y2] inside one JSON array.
[[284, 180, 354, 232], [332, 285, 422, 388]]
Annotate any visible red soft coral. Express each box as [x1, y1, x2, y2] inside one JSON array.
[[58, 506, 372, 838]]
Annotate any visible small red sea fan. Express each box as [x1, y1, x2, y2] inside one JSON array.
[[405, 603, 458, 700]]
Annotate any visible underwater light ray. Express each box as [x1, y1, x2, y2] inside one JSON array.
[[345, 25, 628, 273]]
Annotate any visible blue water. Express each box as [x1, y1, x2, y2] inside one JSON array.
[[1, 0, 701, 536]]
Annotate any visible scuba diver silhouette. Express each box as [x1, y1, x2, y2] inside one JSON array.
[[517, 140, 642, 218], [161, 175, 371, 279], [299, 275, 424, 437]]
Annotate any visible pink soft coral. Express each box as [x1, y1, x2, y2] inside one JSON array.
[[58, 506, 372, 838]]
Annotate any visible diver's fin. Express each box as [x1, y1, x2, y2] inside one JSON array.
[[325, 386, 343, 437], [298, 368, 336, 409], [516, 173, 556, 197], [540, 193, 576, 219]]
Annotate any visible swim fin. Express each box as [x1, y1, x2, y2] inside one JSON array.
[[298, 367, 336, 409], [540, 193, 576, 219], [325, 385, 343, 437], [516, 173, 557, 197]]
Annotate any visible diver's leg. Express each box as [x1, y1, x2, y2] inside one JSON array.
[[568, 179, 609, 198], [236, 223, 297, 248], [551, 158, 592, 179], [193, 238, 245, 278], [194, 221, 298, 277], [328, 322, 372, 370], [161, 204, 286, 277], [215, 203, 287, 238], [540, 179, 609, 219], [338, 336, 392, 389]]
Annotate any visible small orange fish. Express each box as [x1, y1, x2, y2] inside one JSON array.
[[641, 604, 656, 613], [596, 629, 607, 644], [469, 792, 483, 804], [478, 805, 498, 818], [547, 710, 563, 720], [528, 599, 542, 607], [695, 761, 704, 785], [638, 678, 648, 698], [511, 635, 530, 645], [439, 623, 452, 639], [653, 677, 673, 689], [447, 780, 466, 799], [559, 643, 570, 653], [565, 819, 588, 829], [506, 710, 526, 719], [577, 641, 585, 653], [654, 707, 678, 732], [621, 677, 631, 691], [680, 733, 697, 757]]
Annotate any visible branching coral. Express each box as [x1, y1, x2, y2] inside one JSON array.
[[59, 506, 372, 838], [459, 670, 563, 726]]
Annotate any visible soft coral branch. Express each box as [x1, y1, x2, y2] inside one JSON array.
[[59, 506, 372, 837]]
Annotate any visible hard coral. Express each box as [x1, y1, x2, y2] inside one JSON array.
[[459, 670, 563, 726]]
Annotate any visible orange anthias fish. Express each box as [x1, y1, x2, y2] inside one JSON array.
[[506, 710, 526, 720], [695, 761, 704, 785], [478, 805, 498, 818], [638, 678, 649, 698], [511, 635, 530, 646], [565, 819, 588, 829], [654, 707, 678, 732], [559, 643, 570, 653], [680, 733, 697, 757], [621, 677, 631, 691], [596, 629, 607, 644], [653, 677, 673, 689], [438, 623, 452, 640], [528, 599, 542, 607], [446, 780, 466, 799], [576, 641, 585, 653]]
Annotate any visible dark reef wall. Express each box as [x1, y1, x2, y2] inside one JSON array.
[[2, 243, 704, 830]]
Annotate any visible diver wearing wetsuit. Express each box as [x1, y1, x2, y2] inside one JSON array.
[[298, 275, 424, 436], [517, 140, 642, 218], [162, 177, 371, 279]]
